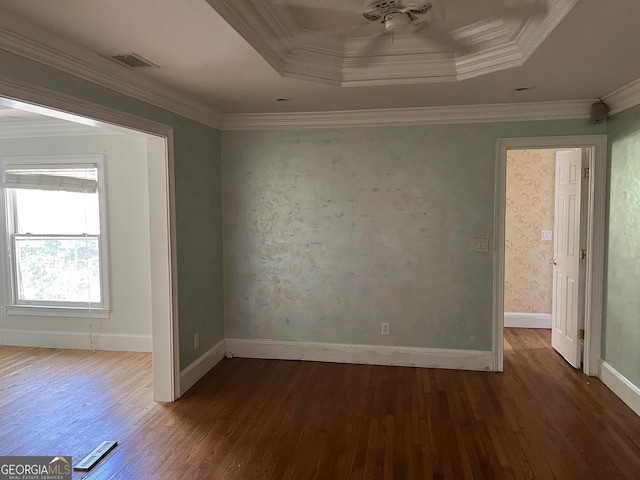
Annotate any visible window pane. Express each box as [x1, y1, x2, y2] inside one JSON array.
[[15, 237, 101, 304], [14, 189, 100, 234]]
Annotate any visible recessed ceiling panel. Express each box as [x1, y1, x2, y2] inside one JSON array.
[[206, 0, 578, 86]]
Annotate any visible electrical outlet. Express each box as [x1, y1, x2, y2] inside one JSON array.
[[381, 322, 390, 336], [193, 333, 199, 349]]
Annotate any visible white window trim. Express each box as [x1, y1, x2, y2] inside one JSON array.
[[3, 305, 110, 318], [1, 154, 110, 318]]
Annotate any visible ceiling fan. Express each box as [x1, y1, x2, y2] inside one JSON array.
[[362, 0, 435, 32], [357, 0, 471, 58], [277, 0, 548, 60]]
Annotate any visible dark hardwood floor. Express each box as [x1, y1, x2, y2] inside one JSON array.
[[1, 328, 640, 479]]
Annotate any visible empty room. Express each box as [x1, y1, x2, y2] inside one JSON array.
[[1, 1, 640, 479]]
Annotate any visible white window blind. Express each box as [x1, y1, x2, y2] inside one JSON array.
[[2, 167, 98, 193]]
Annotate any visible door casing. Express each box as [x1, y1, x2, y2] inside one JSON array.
[[494, 135, 607, 376]]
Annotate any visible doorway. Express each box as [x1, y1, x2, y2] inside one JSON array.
[[493, 136, 607, 376], [0, 82, 179, 401], [504, 147, 586, 367]]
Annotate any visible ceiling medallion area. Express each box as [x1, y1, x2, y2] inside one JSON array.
[[206, 0, 578, 86]]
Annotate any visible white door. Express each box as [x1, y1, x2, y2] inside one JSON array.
[[551, 150, 586, 368]]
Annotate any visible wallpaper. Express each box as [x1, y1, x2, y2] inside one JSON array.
[[604, 104, 640, 388], [223, 126, 494, 351], [222, 120, 603, 352], [504, 149, 559, 314]]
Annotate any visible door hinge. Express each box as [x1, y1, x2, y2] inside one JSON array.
[[582, 167, 590, 179], [578, 329, 585, 340], [580, 249, 587, 260]]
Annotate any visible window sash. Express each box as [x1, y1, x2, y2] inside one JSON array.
[[12, 233, 104, 308], [11, 188, 100, 235]]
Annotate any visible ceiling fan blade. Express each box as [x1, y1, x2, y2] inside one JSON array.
[[293, 22, 373, 43], [411, 23, 472, 54], [271, 0, 356, 15], [274, 3, 367, 40], [349, 31, 392, 67], [499, 0, 549, 18]]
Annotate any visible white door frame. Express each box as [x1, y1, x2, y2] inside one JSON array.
[[0, 74, 180, 401], [494, 135, 607, 376]]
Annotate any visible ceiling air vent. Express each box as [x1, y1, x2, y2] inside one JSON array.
[[110, 53, 158, 68]]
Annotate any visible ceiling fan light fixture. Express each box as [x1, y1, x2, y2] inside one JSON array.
[[384, 12, 412, 31]]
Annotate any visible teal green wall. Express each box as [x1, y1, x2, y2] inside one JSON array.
[[6, 46, 638, 384], [222, 120, 604, 351], [604, 104, 640, 387], [0, 50, 224, 370]]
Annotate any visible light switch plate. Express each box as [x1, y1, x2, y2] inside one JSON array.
[[541, 230, 553, 241], [474, 238, 489, 252]]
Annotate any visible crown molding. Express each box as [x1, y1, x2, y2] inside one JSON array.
[[603, 78, 640, 115], [0, 73, 175, 140], [341, 53, 458, 86], [284, 48, 343, 86], [454, 0, 580, 81], [0, 119, 119, 139], [0, 12, 223, 129], [515, 0, 578, 62], [455, 43, 523, 81], [221, 99, 594, 130], [204, 0, 289, 76]]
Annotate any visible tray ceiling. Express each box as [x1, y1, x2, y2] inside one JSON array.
[[1, 0, 640, 116], [205, 0, 578, 86]]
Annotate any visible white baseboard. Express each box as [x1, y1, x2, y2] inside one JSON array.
[[180, 340, 226, 396], [0, 328, 151, 352], [599, 360, 640, 418], [225, 338, 494, 372], [504, 312, 552, 329]]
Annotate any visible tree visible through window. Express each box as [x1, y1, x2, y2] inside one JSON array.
[[1, 156, 109, 314]]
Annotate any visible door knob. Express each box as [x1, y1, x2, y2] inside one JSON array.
[[550, 259, 557, 265]]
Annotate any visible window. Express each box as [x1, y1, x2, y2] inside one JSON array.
[[1, 155, 109, 317]]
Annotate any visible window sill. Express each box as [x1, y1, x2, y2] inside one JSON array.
[[2, 305, 110, 319]]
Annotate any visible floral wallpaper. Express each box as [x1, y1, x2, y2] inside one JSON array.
[[222, 125, 497, 351], [504, 149, 560, 314]]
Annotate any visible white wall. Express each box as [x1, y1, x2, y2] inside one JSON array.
[[0, 133, 153, 351]]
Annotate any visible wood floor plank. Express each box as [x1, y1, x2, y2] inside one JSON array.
[[2, 329, 640, 479]]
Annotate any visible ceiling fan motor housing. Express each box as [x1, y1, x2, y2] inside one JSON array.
[[363, 0, 433, 26]]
